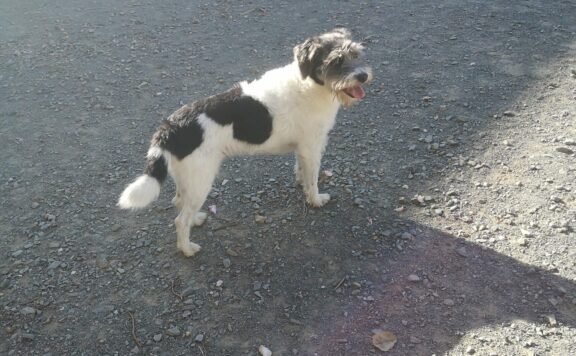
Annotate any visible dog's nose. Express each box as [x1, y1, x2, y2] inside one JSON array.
[[355, 72, 368, 83]]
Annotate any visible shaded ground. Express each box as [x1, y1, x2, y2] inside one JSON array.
[[1, 0, 575, 355]]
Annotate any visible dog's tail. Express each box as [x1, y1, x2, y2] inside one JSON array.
[[118, 146, 168, 209]]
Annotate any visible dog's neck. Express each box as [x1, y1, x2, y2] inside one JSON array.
[[288, 61, 341, 108], [243, 62, 341, 113]]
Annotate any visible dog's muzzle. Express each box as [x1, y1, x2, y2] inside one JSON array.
[[341, 69, 371, 99]]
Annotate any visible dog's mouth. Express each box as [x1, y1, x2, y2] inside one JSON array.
[[342, 85, 366, 99]]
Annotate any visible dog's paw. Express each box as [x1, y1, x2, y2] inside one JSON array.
[[308, 193, 331, 208], [180, 242, 201, 257], [193, 212, 207, 226]]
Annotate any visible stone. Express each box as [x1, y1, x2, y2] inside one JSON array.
[[21, 307, 37, 315], [254, 214, 267, 224], [400, 232, 414, 240], [166, 326, 181, 337], [410, 336, 421, 344], [11, 250, 23, 258], [520, 229, 534, 238], [48, 261, 61, 270], [21, 333, 35, 342], [556, 147, 574, 154]]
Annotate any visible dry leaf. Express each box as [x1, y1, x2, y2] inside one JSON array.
[[372, 331, 397, 352]]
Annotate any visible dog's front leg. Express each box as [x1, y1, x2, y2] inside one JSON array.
[[294, 156, 304, 186], [296, 144, 330, 207]]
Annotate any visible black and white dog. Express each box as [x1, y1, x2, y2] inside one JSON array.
[[118, 28, 372, 256]]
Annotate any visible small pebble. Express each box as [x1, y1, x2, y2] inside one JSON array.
[[556, 147, 574, 154], [456, 247, 468, 257], [21, 333, 35, 342], [48, 261, 61, 270], [166, 326, 181, 337], [21, 306, 37, 315], [11, 250, 23, 258], [521, 229, 534, 238], [410, 336, 421, 344], [400, 232, 414, 240]]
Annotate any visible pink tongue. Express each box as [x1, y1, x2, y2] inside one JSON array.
[[347, 86, 365, 99]]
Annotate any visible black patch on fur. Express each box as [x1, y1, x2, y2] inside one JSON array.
[[203, 87, 273, 144], [150, 86, 273, 160], [152, 107, 204, 160], [144, 155, 168, 183]]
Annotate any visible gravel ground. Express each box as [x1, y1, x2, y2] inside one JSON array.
[[1, 1, 575, 355]]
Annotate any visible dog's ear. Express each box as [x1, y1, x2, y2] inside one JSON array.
[[293, 37, 325, 85]]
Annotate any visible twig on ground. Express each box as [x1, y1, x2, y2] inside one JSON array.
[[171, 278, 183, 300], [212, 222, 240, 232], [334, 276, 347, 290], [128, 311, 142, 347]]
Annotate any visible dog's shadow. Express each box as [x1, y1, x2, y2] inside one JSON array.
[[191, 214, 576, 355]]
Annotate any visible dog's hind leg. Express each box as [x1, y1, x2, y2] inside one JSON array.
[[173, 154, 221, 257], [296, 143, 330, 208], [175, 206, 202, 256], [172, 185, 183, 210], [172, 182, 206, 225]]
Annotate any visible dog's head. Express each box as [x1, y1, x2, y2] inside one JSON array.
[[294, 28, 373, 106]]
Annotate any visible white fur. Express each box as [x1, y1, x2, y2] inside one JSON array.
[[117, 175, 161, 209]]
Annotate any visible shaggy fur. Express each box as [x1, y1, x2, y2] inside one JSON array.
[[118, 28, 373, 257]]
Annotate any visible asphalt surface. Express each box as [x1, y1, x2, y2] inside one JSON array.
[[1, 1, 575, 355]]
